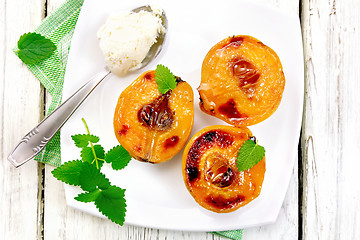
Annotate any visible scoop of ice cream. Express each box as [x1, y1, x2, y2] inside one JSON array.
[[97, 7, 165, 76]]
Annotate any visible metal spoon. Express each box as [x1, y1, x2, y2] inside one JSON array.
[[8, 6, 167, 167]]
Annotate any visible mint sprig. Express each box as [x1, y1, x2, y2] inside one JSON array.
[[16, 32, 56, 64], [51, 118, 132, 226], [155, 64, 177, 94], [237, 138, 265, 172]]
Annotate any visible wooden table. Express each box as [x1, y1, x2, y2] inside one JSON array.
[[1, 0, 358, 239]]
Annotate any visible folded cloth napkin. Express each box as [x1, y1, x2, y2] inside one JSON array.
[[13, 0, 83, 166], [14, 0, 243, 239]]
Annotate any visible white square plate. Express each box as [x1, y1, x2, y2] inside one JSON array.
[[61, 0, 303, 231]]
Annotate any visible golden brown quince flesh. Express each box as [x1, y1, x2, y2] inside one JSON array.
[[182, 125, 265, 213], [114, 70, 194, 163], [198, 35, 285, 126]]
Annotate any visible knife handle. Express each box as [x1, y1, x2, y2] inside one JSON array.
[[8, 70, 111, 167]]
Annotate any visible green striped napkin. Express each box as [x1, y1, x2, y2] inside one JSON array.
[[14, 0, 243, 238], [13, 0, 84, 166]]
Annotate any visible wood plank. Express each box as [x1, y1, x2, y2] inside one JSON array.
[[0, 0, 45, 239], [301, 0, 360, 239]]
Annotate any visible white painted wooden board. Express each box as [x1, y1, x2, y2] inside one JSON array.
[[0, 0, 44, 239], [301, 0, 360, 239]]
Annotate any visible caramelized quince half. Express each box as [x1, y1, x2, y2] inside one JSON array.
[[198, 35, 285, 126], [114, 70, 194, 163], [182, 125, 265, 213]]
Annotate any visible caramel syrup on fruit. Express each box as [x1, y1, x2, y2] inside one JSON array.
[[204, 194, 245, 209], [137, 91, 174, 131], [222, 36, 244, 48], [231, 58, 260, 87], [137, 91, 174, 162], [186, 130, 234, 184], [205, 155, 235, 188], [218, 99, 248, 122]]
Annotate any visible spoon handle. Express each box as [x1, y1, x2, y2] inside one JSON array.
[[8, 70, 111, 168]]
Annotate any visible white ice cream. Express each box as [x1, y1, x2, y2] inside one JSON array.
[[97, 7, 165, 76]]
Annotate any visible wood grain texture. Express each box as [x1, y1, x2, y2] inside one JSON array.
[[301, 0, 360, 239], [0, 0, 45, 239]]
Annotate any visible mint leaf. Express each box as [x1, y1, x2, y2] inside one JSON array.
[[79, 162, 110, 192], [155, 64, 177, 94], [16, 32, 56, 64], [105, 145, 131, 170], [72, 134, 99, 148], [51, 160, 83, 186], [81, 147, 93, 162], [75, 190, 101, 203], [237, 139, 265, 172], [81, 145, 105, 169], [95, 186, 126, 225]]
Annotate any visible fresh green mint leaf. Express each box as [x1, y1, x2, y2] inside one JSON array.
[[16, 32, 56, 64], [81, 147, 93, 162], [155, 64, 177, 94], [79, 162, 110, 192], [75, 189, 101, 203], [237, 139, 265, 172], [95, 186, 126, 226], [105, 145, 131, 170], [81, 145, 105, 169], [51, 160, 84, 186], [72, 134, 99, 148]]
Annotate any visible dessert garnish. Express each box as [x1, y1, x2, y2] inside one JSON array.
[[236, 137, 265, 172], [52, 118, 131, 225], [16, 32, 56, 64], [154, 64, 177, 94]]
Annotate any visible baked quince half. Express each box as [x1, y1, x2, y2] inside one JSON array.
[[114, 70, 194, 163], [198, 35, 285, 126], [182, 125, 265, 213]]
